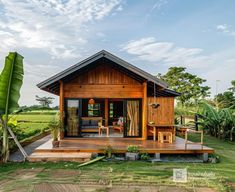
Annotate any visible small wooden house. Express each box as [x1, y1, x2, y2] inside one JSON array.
[[38, 50, 180, 141]]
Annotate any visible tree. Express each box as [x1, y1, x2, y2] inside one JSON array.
[[36, 95, 54, 108], [157, 67, 210, 105], [0, 52, 24, 162], [228, 80, 235, 93], [215, 80, 235, 109]]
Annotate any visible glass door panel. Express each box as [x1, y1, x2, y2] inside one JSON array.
[[65, 99, 80, 137]]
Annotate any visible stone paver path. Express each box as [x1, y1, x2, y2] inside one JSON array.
[[9, 134, 51, 162]]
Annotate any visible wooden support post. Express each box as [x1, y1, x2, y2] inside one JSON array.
[[59, 80, 64, 140], [180, 115, 183, 125], [142, 82, 148, 140], [105, 98, 108, 126], [195, 114, 198, 131]]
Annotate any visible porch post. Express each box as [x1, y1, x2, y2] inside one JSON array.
[[105, 98, 108, 126], [142, 81, 148, 140], [59, 80, 64, 139]]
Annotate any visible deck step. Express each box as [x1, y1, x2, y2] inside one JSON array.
[[27, 152, 92, 162]]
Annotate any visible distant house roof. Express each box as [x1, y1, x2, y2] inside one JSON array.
[[37, 50, 180, 97]]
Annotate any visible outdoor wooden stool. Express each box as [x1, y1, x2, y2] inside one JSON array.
[[98, 126, 109, 137], [158, 132, 173, 143]]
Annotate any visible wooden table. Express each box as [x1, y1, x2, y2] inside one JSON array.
[[147, 124, 175, 141], [98, 126, 109, 137]]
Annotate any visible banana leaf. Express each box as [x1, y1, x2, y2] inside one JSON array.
[[0, 52, 24, 115], [0, 52, 24, 162]]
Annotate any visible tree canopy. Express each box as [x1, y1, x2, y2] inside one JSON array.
[[215, 80, 235, 109], [157, 67, 210, 105], [35, 95, 54, 108]]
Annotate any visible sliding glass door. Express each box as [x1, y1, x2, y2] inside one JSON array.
[[65, 99, 81, 137], [124, 99, 142, 137]]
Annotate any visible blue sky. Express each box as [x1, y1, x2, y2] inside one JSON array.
[[0, 0, 234, 106]]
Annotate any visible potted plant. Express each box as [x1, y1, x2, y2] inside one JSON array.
[[104, 145, 113, 159], [48, 113, 62, 148], [126, 145, 140, 161]]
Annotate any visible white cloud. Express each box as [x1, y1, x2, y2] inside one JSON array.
[[121, 37, 211, 68], [151, 0, 168, 11], [216, 24, 235, 37], [121, 37, 235, 96], [0, 0, 122, 59]]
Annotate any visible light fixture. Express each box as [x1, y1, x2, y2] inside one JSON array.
[[88, 98, 95, 105], [149, 82, 160, 109]]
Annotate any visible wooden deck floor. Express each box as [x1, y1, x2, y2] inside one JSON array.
[[34, 137, 214, 154]]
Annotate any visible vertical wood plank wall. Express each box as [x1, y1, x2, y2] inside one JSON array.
[[59, 80, 64, 139], [63, 63, 143, 98], [147, 97, 174, 125]]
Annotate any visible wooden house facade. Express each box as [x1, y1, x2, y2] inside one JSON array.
[[37, 50, 180, 141]]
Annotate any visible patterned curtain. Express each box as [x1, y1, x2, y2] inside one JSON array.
[[127, 101, 139, 136]]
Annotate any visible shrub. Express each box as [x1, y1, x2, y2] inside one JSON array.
[[127, 145, 139, 153], [140, 153, 150, 161]]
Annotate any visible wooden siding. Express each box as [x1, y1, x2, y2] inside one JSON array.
[[64, 64, 143, 98], [70, 63, 141, 85], [147, 97, 174, 125]]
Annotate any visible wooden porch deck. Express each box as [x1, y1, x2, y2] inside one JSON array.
[[33, 137, 214, 154]]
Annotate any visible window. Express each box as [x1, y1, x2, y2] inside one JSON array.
[[88, 103, 101, 117], [109, 103, 113, 118]]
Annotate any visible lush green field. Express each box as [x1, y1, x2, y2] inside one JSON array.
[[0, 112, 56, 153], [0, 135, 234, 191], [16, 114, 55, 123], [13, 112, 55, 140]]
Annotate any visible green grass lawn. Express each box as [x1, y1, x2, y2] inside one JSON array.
[[0, 135, 234, 191]]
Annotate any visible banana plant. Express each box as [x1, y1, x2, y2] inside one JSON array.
[[0, 52, 24, 162], [198, 102, 235, 140]]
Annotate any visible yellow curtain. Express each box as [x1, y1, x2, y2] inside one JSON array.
[[127, 101, 139, 136]]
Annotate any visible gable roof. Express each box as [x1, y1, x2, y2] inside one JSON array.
[[37, 50, 180, 97], [37, 50, 168, 90]]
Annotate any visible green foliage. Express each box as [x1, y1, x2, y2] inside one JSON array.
[[127, 145, 139, 153], [228, 80, 235, 93], [215, 80, 235, 109], [198, 102, 235, 140], [158, 67, 210, 105], [104, 145, 113, 158], [0, 52, 24, 114], [1, 112, 51, 157], [0, 52, 24, 162], [48, 112, 62, 141], [140, 153, 150, 161]]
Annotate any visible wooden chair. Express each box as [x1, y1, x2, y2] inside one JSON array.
[[112, 122, 123, 133]]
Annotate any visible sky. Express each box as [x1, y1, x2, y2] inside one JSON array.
[[0, 0, 234, 106]]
